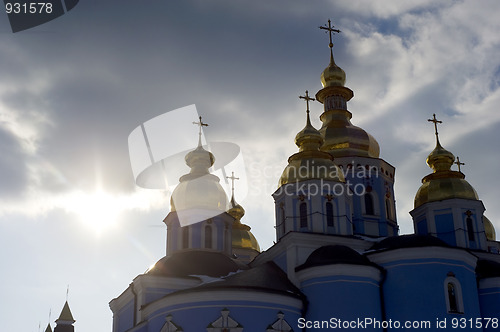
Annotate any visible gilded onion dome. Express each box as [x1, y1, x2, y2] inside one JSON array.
[[321, 52, 346, 88], [315, 21, 380, 158], [226, 171, 260, 252], [228, 195, 260, 252], [170, 126, 228, 212], [483, 216, 496, 241], [279, 98, 344, 187], [414, 120, 478, 208]]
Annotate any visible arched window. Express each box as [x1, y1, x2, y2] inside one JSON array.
[[280, 204, 286, 235], [204, 225, 212, 249], [364, 193, 374, 215], [182, 227, 189, 249], [444, 275, 464, 314], [466, 217, 474, 242], [448, 283, 458, 313], [385, 199, 392, 220], [326, 202, 334, 227], [299, 202, 308, 228]]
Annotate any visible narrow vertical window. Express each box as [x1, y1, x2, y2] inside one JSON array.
[[299, 202, 308, 228], [204, 225, 212, 249], [280, 205, 286, 235], [182, 227, 189, 249], [364, 193, 374, 215], [466, 217, 474, 242], [385, 199, 392, 220], [447, 283, 458, 313], [326, 202, 334, 227]]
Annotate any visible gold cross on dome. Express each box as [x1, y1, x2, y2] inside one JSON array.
[[455, 156, 465, 173], [427, 113, 442, 137], [319, 19, 341, 50], [299, 90, 315, 114], [226, 171, 239, 197]]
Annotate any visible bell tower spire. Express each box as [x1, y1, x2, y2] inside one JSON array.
[[314, 19, 397, 237], [54, 301, 75, 332]]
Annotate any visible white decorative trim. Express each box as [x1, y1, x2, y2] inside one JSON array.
[[267, 311, 293, 331], [206, 308, 243, 332], [109, 286, 134, 313], [141, 289, 303, 319], [160, 314, 183, 332], [368, 247, 477, 271], [479, 277, 500, 290], [296, 264, 381, 283]]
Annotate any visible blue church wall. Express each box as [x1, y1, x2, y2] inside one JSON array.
[[143, 297, 302, 331], [117, 300, 134, 332], [337, 159, 395, 238], [435, 213, 456, 246], [144, 287, 176, 305], [191, 223, 201, 248], [416, 218, 428, 234], [299, 272, 382, 328], [216, 218, 225, 251], [478, 279, 500, 331], [373, 252, 481, 328]]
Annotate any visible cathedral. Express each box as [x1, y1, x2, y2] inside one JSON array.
[[108, 21, 500, 331]]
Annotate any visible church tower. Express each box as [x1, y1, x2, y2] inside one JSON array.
[[164, 116, 233, 256], [410, 114, 492, 250], [273, 91, 353, 240], [227, 172, 260, 263], [54, 301, 75, 332], [314, 20, 398, 237]]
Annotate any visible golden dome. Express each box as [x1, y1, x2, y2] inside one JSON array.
[[279, 109, 344, 186], [427, 141, 455, 172], [227, 195, 245, 221], [483, 216, 496, 241], [314, 37, 380, 159], [318, 110, 381, 158], [321, 57, 346, 88], [232, 221, 260, 252], [414, 140, 478, 208], [170, 143, 228, 212], [227, 195, 260, 252]]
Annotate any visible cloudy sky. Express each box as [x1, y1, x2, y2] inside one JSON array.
[[1, 1, 500, 331]]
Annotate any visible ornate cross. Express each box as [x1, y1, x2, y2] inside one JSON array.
[[455, 156, 465, 173], [319, 19, 341, 50], [299, 90, 315, 114], [193, 116, 208, 135], [226, 171, 239, 197], [427, 113, 442, 137], [192, 116, 208, 145]]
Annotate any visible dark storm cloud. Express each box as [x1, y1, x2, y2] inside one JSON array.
[[0, 1, 333, 196]]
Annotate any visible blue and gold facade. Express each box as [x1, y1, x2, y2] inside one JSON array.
[[109, 21, 500, 332]]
